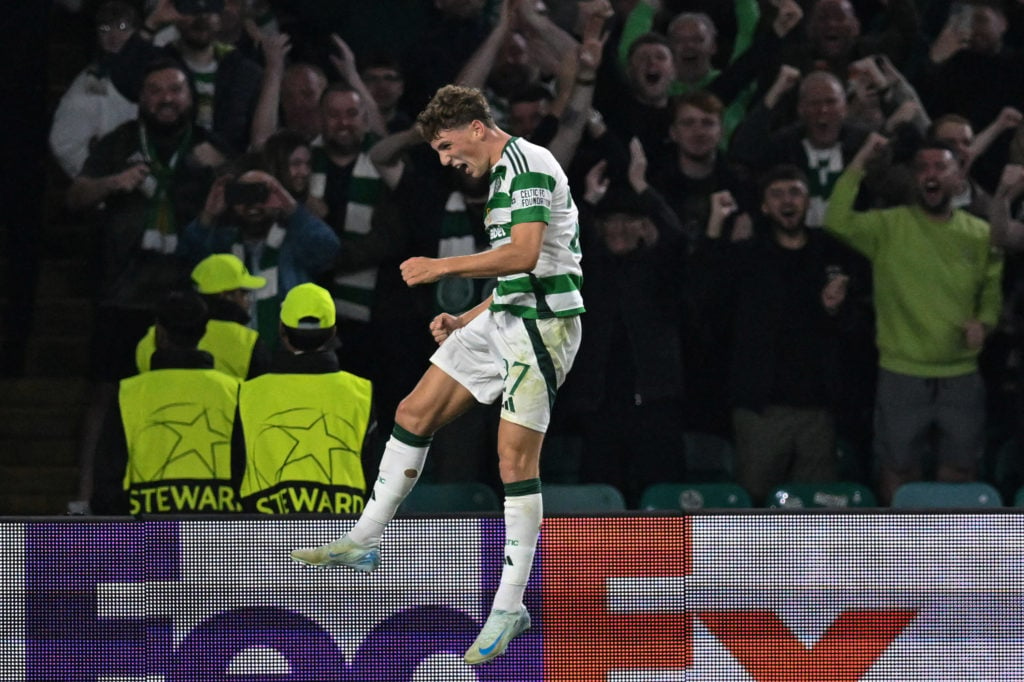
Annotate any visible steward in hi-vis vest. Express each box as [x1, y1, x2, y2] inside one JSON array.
[[238, 283, 375, 514], [92, 290, 244, 515], [135, 253, 271, 379]]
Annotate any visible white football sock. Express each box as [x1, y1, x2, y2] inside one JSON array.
[[347, 425, 430, 546], [491, 479, 542, 612]]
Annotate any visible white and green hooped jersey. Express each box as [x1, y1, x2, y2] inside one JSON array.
[[486, 136, 584, 319]]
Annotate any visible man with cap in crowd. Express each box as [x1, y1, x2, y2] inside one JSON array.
[[236, 283, 375, 514], [135, 253, 271, 379], [91, 289, 244, 515]]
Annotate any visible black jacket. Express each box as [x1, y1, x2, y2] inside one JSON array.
[[690, 228, 871, 412], [560, 187, 688, 412]]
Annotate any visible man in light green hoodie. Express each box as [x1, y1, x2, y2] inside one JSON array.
[[824, 131, 1003, 504]]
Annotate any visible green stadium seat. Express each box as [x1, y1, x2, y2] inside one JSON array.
[[640, 482, 752, 511], [399, 482, 501, 513], [767, 481, 878, 509], [891, 481, 1003, 509], [542, 483, 627, 513]]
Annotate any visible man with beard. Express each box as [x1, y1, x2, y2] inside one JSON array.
[[107, 0, 262, 154], [177, 162, 340, 352], [68, 58, 225, 379], [691, 166, 867, 504], [825, 132, 1003, 504], [66, 58, 226, 515]]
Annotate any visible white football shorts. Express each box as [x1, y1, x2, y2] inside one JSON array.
[[430, 308, 582, 433]]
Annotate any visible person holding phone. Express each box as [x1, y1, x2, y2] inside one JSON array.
[[177, 157, 340, 350]]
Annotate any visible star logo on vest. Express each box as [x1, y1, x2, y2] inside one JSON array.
[[252, 408, 358, 488], [132, 404, 232, 482]]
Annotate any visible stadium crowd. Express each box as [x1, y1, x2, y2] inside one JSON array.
[[34, 0, 1024, 510]]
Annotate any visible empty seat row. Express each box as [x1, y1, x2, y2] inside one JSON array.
[[399, 482, 628, 514], [395, 480, 1014, 513]]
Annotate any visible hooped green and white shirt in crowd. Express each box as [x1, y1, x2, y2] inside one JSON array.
[[485, 136, 584, 319]]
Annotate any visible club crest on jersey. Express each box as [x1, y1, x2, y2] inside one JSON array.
[[491, 165, 506, 189]]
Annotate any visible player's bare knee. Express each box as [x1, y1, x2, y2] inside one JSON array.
[[394, 397, 435, 437], [498, 449, 540, 483]]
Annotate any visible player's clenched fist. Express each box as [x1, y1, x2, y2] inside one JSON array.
[[400, 256, 445, 286], [430, 313, 463, 345]]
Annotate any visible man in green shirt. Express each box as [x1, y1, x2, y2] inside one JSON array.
[[824, 131, 1003, 504]]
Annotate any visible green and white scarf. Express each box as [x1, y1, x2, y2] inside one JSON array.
[[138, 122, 192, 254], [435, 191, 491, 314], [311, 144, 382, 322]]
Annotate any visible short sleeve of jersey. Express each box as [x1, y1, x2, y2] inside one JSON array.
[[509, 170, 556, 225]]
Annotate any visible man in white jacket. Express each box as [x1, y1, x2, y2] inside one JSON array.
[[49, 1, 139, 178]]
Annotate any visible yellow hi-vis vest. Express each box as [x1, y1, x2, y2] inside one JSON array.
[[238, 371, 372, 514], [119, 368, 242, 514], [136, 320, 259, 379]]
